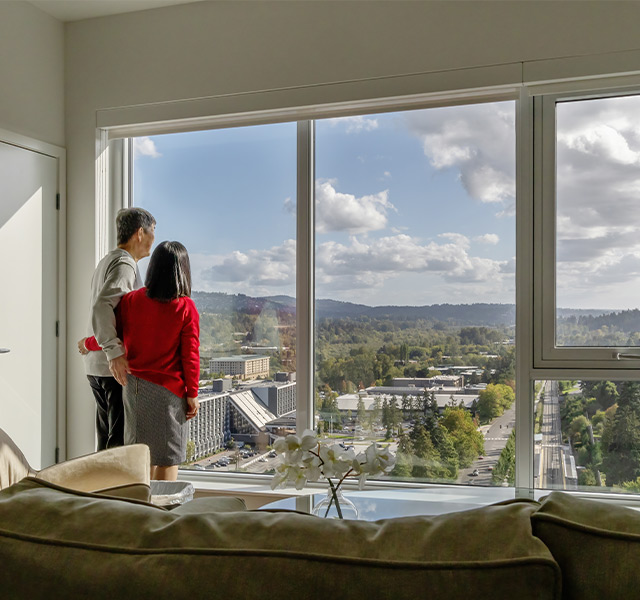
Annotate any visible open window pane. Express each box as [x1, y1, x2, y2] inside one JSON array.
[[131, 124, 297, 473], [535, 379, 640, 494], [314, 102, 516, 487], [556, 95, 640, 347]]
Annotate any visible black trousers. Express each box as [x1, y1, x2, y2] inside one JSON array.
[[87, 375, 124, 450]]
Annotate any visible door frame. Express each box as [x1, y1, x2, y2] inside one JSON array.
[[0, 127, 66, 462]]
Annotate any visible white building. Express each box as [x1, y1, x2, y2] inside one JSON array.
[[210, 355, 270, 380]]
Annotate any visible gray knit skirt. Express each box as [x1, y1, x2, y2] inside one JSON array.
[[123, 374, 187, 466]]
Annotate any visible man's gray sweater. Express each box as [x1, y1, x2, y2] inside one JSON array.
[[83, 248, 142, 377]]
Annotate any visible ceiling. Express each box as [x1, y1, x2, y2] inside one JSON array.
[[27, 0, 205, 22]]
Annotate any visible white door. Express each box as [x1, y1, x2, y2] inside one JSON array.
[[0, 140, 58, 470]]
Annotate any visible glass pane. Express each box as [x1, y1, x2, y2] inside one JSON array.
[[132, 124, 296, 473], [315, 102, 516, 487], [535, 379, 640, 494], [556, 95, 640, 346]]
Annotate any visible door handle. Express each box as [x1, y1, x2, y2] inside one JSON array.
[[0, 348, 9, 354]]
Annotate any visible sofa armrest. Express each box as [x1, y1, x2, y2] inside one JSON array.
[[36, 444, 150, 494]]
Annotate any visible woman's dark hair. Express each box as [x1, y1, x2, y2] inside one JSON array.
[[145, 241, 192, 301]]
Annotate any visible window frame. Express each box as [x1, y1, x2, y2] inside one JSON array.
[[101, 77, 640, 505], [533, 84, 640, 371]]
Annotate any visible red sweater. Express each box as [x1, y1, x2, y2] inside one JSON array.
[[86, 288, 200, 399]]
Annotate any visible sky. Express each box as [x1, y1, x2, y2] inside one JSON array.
[[556, 95, 640, 310], [133, 100, 519, 308]]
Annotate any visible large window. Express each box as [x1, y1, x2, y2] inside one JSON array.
[[132, 124, 297, 473], [113, 79, 640, 500], [314, 103, 516, 487]]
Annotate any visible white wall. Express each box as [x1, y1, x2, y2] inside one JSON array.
[[64, 0, 640, 457], [0, 1, 64, 146]]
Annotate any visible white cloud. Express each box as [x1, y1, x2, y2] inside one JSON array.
[[203, 239, 296, 290], [404, 103, 515, 207], [316, 233, 508, 288], [438, 232, 470, 249], [474, 233, 500, 245], [315, 180, 394, 234], [553, 95, 640, 306], [560, 124, 640, 166], [133, 136, 161, 158], [328, 115, 379, 134], [192, 231, 511, 302]]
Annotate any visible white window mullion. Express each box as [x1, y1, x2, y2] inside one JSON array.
[[515, 88, 535, 495], [296, 120, 315, 432]]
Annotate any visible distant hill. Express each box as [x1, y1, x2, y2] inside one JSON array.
[[192, 291, 517, 326], [561, 308, 640, 333], [192, 290, 622, 328]]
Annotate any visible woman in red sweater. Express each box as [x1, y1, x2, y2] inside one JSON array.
[[88, 241, 200, 481]]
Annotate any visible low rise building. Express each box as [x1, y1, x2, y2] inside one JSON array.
[[209, 354, 270, 380]]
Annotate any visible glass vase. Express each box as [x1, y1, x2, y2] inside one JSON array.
[[311, 486, 359, 520]]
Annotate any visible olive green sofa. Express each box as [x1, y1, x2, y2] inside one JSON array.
[[0, 477, 637, 600]]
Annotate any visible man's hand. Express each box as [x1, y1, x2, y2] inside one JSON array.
[[186, 396, 199, 420], [109, 355, 130, 386], [77, 338, 89, 355]]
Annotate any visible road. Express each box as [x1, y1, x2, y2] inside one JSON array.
[[535, 381, 578, 490], [458, 406, 515, 486], [539, 381, 565, 488]]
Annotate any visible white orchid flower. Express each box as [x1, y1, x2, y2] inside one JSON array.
[[270, 462, 308, 490], [270, 433, 396, 495], [358, 443, 396, 478], [302, 453, 323, 482], [318, 444, 355, 479], [273, 430, 317, 457]]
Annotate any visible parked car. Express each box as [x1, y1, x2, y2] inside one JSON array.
[[470, 469, 480, 476]]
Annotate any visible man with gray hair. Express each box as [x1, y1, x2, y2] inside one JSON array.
[[78, 207, 156, 450]]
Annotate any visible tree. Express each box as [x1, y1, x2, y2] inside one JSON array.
[[391, 433, 413, 478], [369, 397, 382, 429], [430, 424, 459, 479], [184, 440, 195, 463], [410, 422, 443, 479], [440, 407, 484, 468], [596, 381, 619, 411], [356, 397, 367, 427], [477, 383, 514, 421], [492, 430, 515, 486], [601, 382, 640, 486], [568, 415, 590, 447], [399, 342, 409, 364]]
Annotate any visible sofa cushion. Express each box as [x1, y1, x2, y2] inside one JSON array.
[[532, 491, 640, 600], [36, 443, 151, 499], [0, 478, 559, 600]]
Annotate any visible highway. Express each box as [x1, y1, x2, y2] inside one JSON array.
[[540, 381, 565, 488], [537, 381, 577, 490]]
